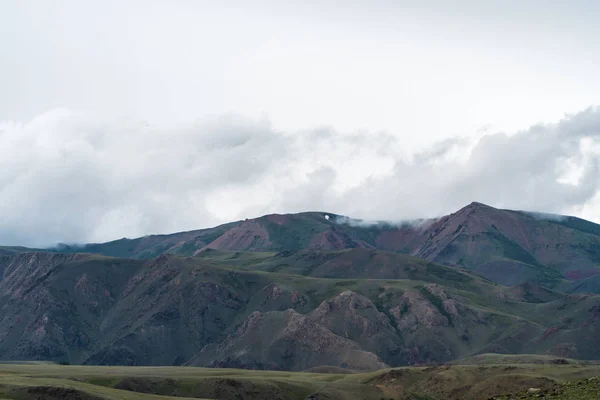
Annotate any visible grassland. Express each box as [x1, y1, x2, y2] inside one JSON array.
[[0, 358, 599, 399], [496, 377, 600, 399]]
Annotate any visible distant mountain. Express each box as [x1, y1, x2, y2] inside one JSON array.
[[2, 202, 600, 370], [52, 220, 242, 259], [0, 249, 600, 369], [46, 202, 600, 289]]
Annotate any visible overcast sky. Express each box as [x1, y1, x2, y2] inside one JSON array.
[[1, 0, 600, 246]]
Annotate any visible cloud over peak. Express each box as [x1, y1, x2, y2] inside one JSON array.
[[0, 106, 599, 247]]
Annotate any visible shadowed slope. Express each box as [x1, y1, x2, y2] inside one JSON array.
[[1, 250, 600, 368]]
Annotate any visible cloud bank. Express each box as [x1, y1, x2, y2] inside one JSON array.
[[0, 106, 599, 247]]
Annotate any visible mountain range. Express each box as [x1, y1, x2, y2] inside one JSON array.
[[1, 201, 600, 370]]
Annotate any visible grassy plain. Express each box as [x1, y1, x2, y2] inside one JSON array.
[[0, 357, 599, 399]]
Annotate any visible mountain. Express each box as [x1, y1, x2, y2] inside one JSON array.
[[1, 202, 600, 370], [407, 202, 600, 287], [53, 220, 243, 259], [50, 202, 600, 289], [1, 248, 600, 370]]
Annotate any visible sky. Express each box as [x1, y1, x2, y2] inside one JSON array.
[[1, 0, 600, 246]]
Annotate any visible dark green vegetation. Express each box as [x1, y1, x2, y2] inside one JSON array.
[[52, 221, 243, 259], [0, 361, 599, 400], [0, 246, 45, 255]]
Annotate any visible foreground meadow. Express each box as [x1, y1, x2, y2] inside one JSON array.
[[0, 356, 599, 399]]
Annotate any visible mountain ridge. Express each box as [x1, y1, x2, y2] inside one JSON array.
[[1, 202, 600, 369], [23, 202, 600, 289]]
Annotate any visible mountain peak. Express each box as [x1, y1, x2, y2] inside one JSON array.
[[444, 202, 502, 221], [462, 201, 496, 211]]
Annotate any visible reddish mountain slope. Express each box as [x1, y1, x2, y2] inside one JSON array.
[[192, 203, 600, 287], [45, 203, 600, 288], [408, 202, 600, 286]]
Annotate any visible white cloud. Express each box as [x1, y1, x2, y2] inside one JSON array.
[[2, 1, 600, 152], [0, 106, 599, 247]]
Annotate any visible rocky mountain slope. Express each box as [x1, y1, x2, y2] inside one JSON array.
[[47, 202, 600, 289], [1, 248, 600, 370], [1, 202, 600, 370]]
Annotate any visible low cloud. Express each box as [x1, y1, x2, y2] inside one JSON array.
[[521, 212, 568, 222], [333, 216, 383, 228], [0, 106, 599, 247], [332, 215, 435, 230]]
